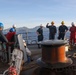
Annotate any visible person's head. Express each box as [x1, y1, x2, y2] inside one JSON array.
[[71, 22, 75, 27], [0, 22, 4, 30], [12, 24, 16, 29], [47, 23, 49, 25], [40, 24, 43, 28], [51, 21, 54, 25], [9, 28, 15, 32], [61, 21, 64, 25]]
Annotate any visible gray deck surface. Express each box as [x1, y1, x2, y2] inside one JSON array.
[[0, 44, 42, 75], [1, 44, 76, 75]]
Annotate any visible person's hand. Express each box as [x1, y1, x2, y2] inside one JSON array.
[[7, 42, 11, 45], [36, 32, 40, 35], [46, 23, 49, 26], [6, 42, 10, 46], [65, 30, 68, 33], [7, 42, 14, 45], [58, 32, 60, 35]]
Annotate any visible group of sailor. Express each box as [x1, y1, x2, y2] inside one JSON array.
[[0, 23, 17, 62], [37, 21, 76, 48], [0, 23, 31, 63]]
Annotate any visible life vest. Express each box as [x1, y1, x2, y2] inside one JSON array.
[[8, 66, 18, 75], [70, 26, 76, 33], [6, 32, 16, 42]]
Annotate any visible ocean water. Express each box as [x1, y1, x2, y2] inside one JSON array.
[[21, 31, 70, 44]]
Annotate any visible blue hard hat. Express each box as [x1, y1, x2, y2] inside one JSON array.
[[0, 22, 4, 28], [9, 28, 15, 32]]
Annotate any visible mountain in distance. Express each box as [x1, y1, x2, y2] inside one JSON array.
[[3, 26, 70, 34], [29, 26, 49, 32], [4, 26, 49, 34], [3, 26, 71, 43], [4, 26, 29, 34]]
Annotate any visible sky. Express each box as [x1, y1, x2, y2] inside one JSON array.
[[0, 0, 76, 29]]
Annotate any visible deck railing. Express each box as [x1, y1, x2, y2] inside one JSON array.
[[16, 31, 70, 45], [17, 32, 38, 45]]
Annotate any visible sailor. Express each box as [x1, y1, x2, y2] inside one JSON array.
[[69, 22, 76, 45], [6, 28, 16, 62], [23, 40, 31, 57], [0, 22, 10, 63], [46, 21, 57, 40], [23, 40, 32, 63], [58, 21, 68, 40], [6, 28, 16, 52], [0, 22, 8, 43], [36, 24, 43, 48]]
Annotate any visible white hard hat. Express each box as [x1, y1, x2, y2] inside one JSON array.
[[71, 22, 74, 25], [40, 24, 43, 28], [13, 24, 16, 28]]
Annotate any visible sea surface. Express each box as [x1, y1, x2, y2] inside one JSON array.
[[21, 31, 70, 44]]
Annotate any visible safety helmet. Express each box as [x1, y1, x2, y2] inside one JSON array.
[[71, 22, 74, 25], [51, 21, 54, 24], [0, 22, 4, 28], [12, 24, 16, 28], [9, 28, 15, 32], [40, 24, 43, 28], [61, 21, 64, 24]]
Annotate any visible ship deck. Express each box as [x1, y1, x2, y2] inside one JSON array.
[[0, 44, 76, 75], [0, 44, 42, 75]]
